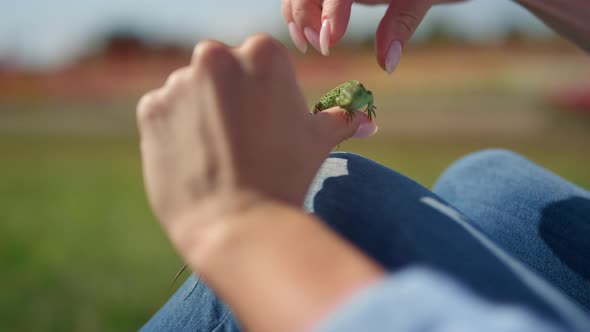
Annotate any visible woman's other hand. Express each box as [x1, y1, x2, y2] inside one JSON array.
[[283, 0, 464, 73]]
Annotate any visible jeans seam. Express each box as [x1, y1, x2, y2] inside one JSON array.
[[184, 276, 201, 301], [209, 309, 232, 332]]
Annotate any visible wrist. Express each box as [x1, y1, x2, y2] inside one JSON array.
[[172, 194, 385, 332], [167, 190, 284, 270]]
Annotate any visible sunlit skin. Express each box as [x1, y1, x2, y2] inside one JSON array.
[[137, 35, 382, 332], [313, 80, 377, 120], [139, 0, 590, 329]]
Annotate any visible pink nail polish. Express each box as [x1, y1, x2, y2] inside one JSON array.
[[320, 20, 330, 56], [303, 27, 321, 53], [288, 22, 308, 54], [385, 40, 402, 74], [353, 121, 378, 138]]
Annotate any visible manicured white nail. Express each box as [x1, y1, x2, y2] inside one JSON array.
[[320, 20, 330, 56], [288, 22, 308, 54], [303, 27, 321, 53], [385, 40, 402, 74], [353, 121, 378, 138]]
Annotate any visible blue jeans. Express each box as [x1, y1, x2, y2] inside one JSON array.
[[141, 149, 590, 331]]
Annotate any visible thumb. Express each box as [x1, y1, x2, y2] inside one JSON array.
[[312, 107, 378, 146], [376, 0, 432, 73]]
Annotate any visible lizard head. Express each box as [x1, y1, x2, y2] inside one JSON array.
[[338, 81, 373, 111]]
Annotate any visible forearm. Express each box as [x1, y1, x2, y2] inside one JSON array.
[[516, 0, 590, 52], [171, 197, 385, 332]]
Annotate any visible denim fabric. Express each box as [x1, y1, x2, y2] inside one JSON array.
[[140, 275, 240, 332], [141, 151, 590, 332], [314, 267, 568, 332], [433, 149, 590, 312]]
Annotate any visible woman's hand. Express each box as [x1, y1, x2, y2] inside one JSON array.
[[516, 0, 590, 53], [137, 36, 384, 331], [283, 0, 464, 73], [137, 35, 375, 244]]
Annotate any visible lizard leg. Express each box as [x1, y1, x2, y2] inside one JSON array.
[[343, 108, 355, 121], [366, 103, 376, 120]]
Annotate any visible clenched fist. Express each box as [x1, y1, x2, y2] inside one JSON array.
[[137, 35, 375, 242]]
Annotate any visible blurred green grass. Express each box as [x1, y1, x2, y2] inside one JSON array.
[[0, 133, 180, 331], [2, 110, 589, 332], [2, 54, 590, 331]]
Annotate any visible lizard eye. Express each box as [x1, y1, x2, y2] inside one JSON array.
[[368, 91, 372, 95]]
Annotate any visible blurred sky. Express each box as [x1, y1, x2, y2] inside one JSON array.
[[1, 0, 552, 68]]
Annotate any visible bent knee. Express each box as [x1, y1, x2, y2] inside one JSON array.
[[433, 149, 535, 198], [442, 149, 530, 179]]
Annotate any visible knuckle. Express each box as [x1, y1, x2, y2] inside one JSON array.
[[137, 90, 167, 125], [291, 0, 321, 27], [192, 40, 240, 77], [395, 11, 420, 35], [245, 34, 285, 56], [291, 2, 308, 20], [192, 40, 231, 66], [242, 34, 289, 70], [165, 67, 191, 89], [291, 4, 305, 19], [281, 0, 292, 22]]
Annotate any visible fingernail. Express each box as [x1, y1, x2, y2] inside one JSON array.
[[353, 121, 378, 138], [385, 40, 402, 74], [303, 27, 321, 53], [319, 20, 330, 56], [288, 22, 308, 54]]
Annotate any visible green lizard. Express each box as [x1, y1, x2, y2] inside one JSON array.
[[312, 80, 376, 120]]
